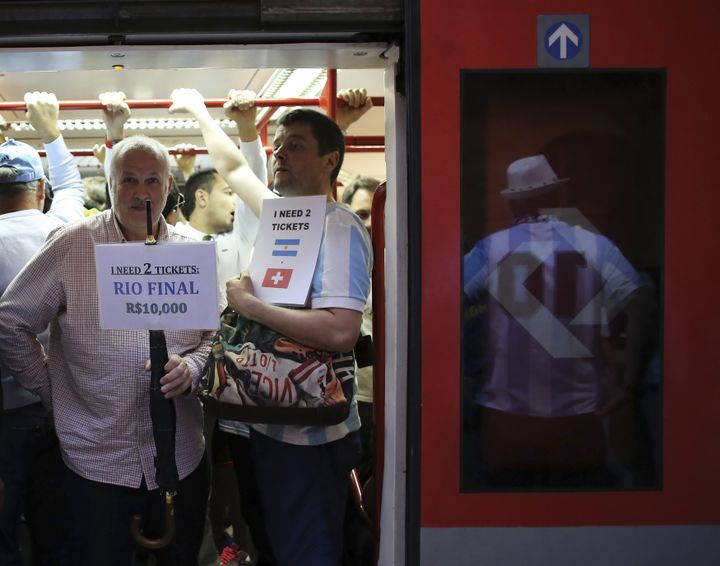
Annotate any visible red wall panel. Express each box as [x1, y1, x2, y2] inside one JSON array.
[[420, 0, 720, 527]]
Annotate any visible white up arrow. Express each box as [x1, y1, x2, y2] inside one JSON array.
[[548, 23, 579, 59]]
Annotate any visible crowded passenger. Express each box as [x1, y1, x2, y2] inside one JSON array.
[[0, 83, 380, 566], [0, 91, 86, 566], [169, 87, 373, 566], [0, 133, 213, 566], [341, 174, 380, 484]]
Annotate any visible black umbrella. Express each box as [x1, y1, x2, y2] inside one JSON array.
[[130, 200, 178, 549]]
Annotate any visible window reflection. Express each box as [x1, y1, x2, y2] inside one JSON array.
[[460, 72, 663, 491]]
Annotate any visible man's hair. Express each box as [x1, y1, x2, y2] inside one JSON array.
[[0, 175, 37, 197], [278, 109, 345, 183], [162, 183, 183, 219], [341, 176, 380, 205], [110, 135, 172, 183], [82, 176, 107, 210], [0, 167, 24, 184], [182, 168, 218, 218]]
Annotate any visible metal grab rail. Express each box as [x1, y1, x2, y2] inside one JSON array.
[[349, 468, 373, 529], [370, 181, 387, 565], [0, 95, 384, 112], [35, 138, 386, 158]]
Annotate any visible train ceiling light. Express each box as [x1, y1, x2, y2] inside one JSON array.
[[10, 118, 239, 133], [256, 68, 326, 123]]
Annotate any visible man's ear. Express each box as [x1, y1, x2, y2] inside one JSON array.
[[35, 178, 46, 210], [324, 150, 340, 175], [195, 188, 208, 208], [165, 176, 174, 199]]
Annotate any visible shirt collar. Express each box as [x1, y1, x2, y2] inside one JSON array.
[[109, 209, 170, 243]]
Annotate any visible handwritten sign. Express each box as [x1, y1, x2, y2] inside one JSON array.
[[94, 241, 218, 330], [249, 195, 326, 305]]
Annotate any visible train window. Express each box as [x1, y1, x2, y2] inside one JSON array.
[[460, 70, 664, 492]]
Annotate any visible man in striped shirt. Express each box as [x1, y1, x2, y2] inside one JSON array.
[[0, 135, 213, 565], [463, 155, 654, 486], [170, 88, 372, 566]]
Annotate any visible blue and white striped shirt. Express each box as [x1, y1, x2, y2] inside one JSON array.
[[463, 219, 644, 417], [252, 202, 373, 445]]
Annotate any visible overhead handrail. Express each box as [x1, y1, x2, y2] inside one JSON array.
[[0, 95, 384, 113], [34, 139, 385, 158]]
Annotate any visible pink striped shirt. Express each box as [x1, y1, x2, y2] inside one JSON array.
[[0, 210, 212, 488]]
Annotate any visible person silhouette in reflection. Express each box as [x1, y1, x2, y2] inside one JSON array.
[[463, 155, 654, 488]]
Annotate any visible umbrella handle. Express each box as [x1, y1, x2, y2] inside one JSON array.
[[130, 491, 176, 550]]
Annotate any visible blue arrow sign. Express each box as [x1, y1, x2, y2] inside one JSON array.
[[544, 21, 583, 61]]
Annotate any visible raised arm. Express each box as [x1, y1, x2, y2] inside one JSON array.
[[100, 91, 130, 144], [224, 89, 268, 185], [0, 113, 9, 143], [25, 90, 60, 146], [227, 274, 363, 352], [0, 238, 64, 407], [336, 88, 373, 132], [173, 142, 198, 181], [25, 91, 85, 222], [169, 88, 273, 217], [98, 91, 131, 182]]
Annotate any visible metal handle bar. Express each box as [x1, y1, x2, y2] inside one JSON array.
[[0, 96, 384, 112]]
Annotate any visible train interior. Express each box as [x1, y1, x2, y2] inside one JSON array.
[[0, 41, 408, 565], [0, 45, 392, 188]]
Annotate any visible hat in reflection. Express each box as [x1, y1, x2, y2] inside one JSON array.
[[0, 139, 45, 184], [501, 155, 568, 200]]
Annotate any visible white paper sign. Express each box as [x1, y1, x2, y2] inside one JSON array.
[[94, 241, 218, 330], [248, 195, 326, 305]]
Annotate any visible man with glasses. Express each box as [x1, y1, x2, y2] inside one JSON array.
[[162, 185, 186, 226]]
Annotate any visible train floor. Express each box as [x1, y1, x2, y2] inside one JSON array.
[[14, 519, 248, 566]]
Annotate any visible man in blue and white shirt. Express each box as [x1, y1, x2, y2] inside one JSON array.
[[170, 88, 372, 566], [463, 155, 653, 484]]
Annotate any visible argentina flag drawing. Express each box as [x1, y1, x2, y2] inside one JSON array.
[[272, 238, 300, 257]]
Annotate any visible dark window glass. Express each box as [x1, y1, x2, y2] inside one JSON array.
[[460, 71, 663, 492]]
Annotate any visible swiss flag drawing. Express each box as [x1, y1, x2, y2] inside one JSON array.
[[262, 268, 293, 289]]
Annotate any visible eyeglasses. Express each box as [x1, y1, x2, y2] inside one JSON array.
[[174, 193, 185, 211]]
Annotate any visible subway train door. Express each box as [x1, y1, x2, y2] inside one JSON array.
[[412, 1, 720, 565], [0, 21, 407, 566]]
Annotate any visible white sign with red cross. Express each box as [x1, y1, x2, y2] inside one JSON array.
[[249, 195, 326, 305]]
